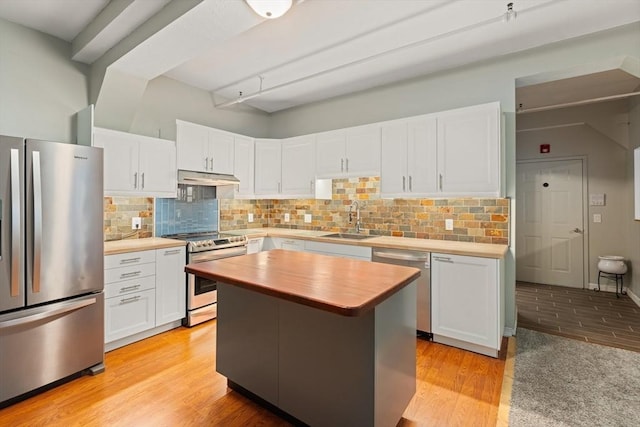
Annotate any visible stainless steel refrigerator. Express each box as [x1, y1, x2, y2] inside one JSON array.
[[0, 136, 105, 404]]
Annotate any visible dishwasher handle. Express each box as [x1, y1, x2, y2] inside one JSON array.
[[373, 250, 430, 263]]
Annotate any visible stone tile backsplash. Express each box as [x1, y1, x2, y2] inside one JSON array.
[[220, 177, 509, 244], [105, 177, 509, 245], [104, 197, 154, 241]]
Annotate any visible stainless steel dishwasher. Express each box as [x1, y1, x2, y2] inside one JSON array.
[[372, 248, 432, 338]]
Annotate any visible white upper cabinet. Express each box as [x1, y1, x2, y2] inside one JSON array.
[[281, 135, 315, 197], [315, 123, 380, 179], [380, 115, 437, 198], [254, 139, 282, 195], [234, 135, 255, 198], [436, 102, 501, 196], [255, 136, 316, 198], [176, 120, 234, 174], [94, 127, 176, 197]]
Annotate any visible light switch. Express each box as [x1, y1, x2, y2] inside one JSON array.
[[445, 219, 454, 231], [284, 213, 290, 222], [248, 213, 254, 223], [593, 214, 602, 223], [304, 214, 312, 223]]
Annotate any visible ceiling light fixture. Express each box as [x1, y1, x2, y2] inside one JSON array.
[[503, 2, 517, 22], [246, 0, 292, 19]]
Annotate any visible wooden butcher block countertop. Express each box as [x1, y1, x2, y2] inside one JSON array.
[[185, 249, 421, 317], [104, 237, 186, 255]]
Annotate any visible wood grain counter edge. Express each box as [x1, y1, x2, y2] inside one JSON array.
[[104, 237, 186, 255], [185, 250, 421, 317]]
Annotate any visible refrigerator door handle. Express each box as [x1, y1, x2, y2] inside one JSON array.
[[10, 149, 21, 297], [0, 297, 96, 330], [32, 151, 42, 294]]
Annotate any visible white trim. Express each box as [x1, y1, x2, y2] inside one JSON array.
[[587, 282, 623, 293], [503, 327, 516, 337], [627, 288, 640, 308], [516, 157, 589, 288]]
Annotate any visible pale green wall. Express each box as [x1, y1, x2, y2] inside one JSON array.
[[269, 22, 640, 332], [0, 18, 89, 142]]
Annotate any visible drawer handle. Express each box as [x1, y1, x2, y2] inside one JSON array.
[[120, 295, 141, 304], [120, 271, 141, 279], [119, 257, 141, 264], [119, 285, 141, 293], [433, 256, 453, 263], [164, 249, 182, 255]]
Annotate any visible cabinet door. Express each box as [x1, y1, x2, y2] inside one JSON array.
[[254, 139, 282, 195], [105, 289, 156, 343], [315, 130, 345, 178], [155, 247, 186, 325], [437, 103, 500, 195], [281, 135, 315, 196], [431, 253, 498, 349], [380, 121, 408, 196], [234, 135, 255, 197], [138, 137, 177, 197], [345, 123, 380, 177], [209, 129, 235, 174], [94, 128, 139, 194], [247, 238, 264, 254], [176, 120, 208, 172], [407, 115, 438, 195]]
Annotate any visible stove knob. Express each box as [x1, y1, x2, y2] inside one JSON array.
[[207, 240, 214, 246]]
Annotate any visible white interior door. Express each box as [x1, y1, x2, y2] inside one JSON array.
[[516, 159, 585, 287]]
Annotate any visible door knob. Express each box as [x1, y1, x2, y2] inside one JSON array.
[[572, 228, 584, 234]]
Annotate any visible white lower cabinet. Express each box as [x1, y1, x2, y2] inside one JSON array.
[[155, 247, 186, 325], [431, 253, 502, 357], [104, 246, 186, 350], [105, 289, 156, 343], [304, 241, 371, 260], [247, 237, 264, 254]]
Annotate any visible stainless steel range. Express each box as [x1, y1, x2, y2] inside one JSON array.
[[162, 232, 247, 327]]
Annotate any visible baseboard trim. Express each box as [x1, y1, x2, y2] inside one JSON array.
[[503, 327, 516, 337], [587, 282, 623, 294], [627, 288, 640, 308]]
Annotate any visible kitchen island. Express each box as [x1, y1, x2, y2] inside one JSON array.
[[185, 249, 420, 427]]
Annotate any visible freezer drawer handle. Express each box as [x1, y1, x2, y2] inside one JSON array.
[[10, 149, 21, 297], [32, 151, 42, 293], [0, 297, 96, 330], [119, 257, 141, 264]]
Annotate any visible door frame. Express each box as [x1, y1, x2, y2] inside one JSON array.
[[516, 156, 589, 288]]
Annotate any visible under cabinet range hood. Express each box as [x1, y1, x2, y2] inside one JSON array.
[[178, 169, 240, 186]]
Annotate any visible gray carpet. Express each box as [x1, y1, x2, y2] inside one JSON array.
[[509, 328, 640, 427]]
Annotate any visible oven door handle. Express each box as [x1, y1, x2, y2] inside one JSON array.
[[189, 246, 247, 263]]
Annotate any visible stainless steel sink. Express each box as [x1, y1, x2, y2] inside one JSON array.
[[322, 233, 374, 240]]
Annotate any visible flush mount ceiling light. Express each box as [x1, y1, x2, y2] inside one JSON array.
[[503, 2, 517, 22], [246, 0, 292, 19]]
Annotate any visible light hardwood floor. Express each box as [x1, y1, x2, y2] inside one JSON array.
[[0, 321, 506, 426]]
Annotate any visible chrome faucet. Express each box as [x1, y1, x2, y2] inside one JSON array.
[[349, 200, 361, 233]]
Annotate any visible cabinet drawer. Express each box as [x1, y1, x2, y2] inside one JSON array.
[[105, 275, 156, 299], [105, 250, 156, 269], [105, 262, 156, 284], [105, 289, 156, 343], [305, 241, 371, 260]]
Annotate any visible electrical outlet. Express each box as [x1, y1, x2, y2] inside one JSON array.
[[593, 214, 602, 223], [131, 217, 142, 230], [284, 213, 290, 222], [445, 218, 454, 231], [304, 214, 312, 223], [248, 213, 254, 223]]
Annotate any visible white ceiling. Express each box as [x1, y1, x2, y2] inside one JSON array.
[[1, 0, 639, 113]]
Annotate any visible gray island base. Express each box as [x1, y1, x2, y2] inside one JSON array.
[[186, 250, 420, 426]]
